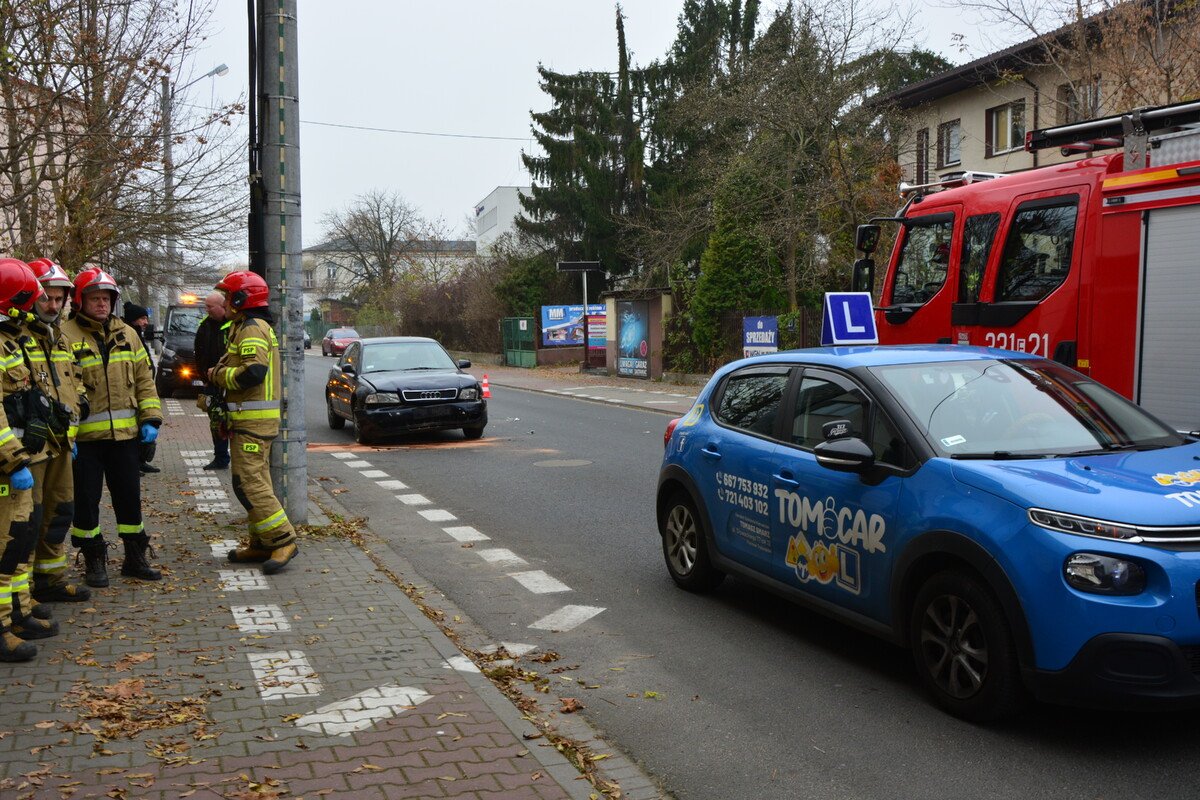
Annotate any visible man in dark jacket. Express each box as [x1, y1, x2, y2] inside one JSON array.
[[194, 291, 230, 470], [122, 302, 160, 474]]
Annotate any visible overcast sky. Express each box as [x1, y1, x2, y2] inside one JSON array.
[[191, 1, 998, 254]]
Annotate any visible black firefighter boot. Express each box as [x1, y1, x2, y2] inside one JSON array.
[[0, 626, 36, 662], [10, 595, 59, 640], [120, 534, 161, 581], [79, 539, 110, 588]]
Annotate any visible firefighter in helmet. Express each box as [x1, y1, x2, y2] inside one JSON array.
[[25, 258, 91, 604], [210, 271, 297, 573], [0, 258, 60, 661], [61, 267, 163, 587]]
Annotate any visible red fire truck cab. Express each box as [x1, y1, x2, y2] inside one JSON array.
[[854, 100, 1200, 433]]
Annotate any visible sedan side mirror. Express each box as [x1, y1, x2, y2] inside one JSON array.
[[342, 363, 356, 375], [457, 359, 472, 369], [814, 437, 875, 473]]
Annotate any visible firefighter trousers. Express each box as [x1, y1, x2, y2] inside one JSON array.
[[0, 478, 36, 629], [31, 452, 73, 588], [72, 439, 146, 545], [230, 430, 295, 549]]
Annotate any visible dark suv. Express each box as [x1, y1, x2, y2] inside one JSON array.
[[155, 303, 206, 397]]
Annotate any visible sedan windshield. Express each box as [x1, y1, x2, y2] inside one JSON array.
[[331, 329, 358, 339], [360, 342, 457, 373], [871, 359, 1185, 458]]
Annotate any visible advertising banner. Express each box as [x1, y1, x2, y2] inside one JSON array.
[[616, 300, 650, 378], [743, 316, 779, 358], [541, 304, 605, 347]]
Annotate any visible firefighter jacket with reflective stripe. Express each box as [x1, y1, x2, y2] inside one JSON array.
[[212, 312, 281, 438], [0, 320, 33, 474], [25, 318, 84, 455], [61, 313, 162, 442]]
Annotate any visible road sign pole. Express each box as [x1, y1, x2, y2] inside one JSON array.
[[582, 271, 588, 310]]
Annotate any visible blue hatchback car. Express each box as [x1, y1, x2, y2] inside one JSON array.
[[657, 345, 1200, 720]]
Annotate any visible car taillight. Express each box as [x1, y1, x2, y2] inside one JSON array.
[[664, 418, 681, 448]]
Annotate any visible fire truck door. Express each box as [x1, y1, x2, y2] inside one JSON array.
[[1137, 203, 1200, 432]]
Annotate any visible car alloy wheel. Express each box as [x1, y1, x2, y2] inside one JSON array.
[[326, 397, 345, 430], [910, 570, 1021, 721], [659, 493, 723, 592]]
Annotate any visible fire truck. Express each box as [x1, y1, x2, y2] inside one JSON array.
[[852, 99, 1200, 433]]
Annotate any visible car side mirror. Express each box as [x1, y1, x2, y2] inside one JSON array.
[[342, 363, 356, 375], [457, 359, 472, 369], [856, 223, 881, 255], [814, 437, 875, 473]]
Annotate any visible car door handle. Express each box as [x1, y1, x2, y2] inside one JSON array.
[[700, 444, 721, 460], [774, 470, 800, 488]]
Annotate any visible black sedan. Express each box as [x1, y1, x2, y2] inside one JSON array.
[[325, 337, 487, 444]]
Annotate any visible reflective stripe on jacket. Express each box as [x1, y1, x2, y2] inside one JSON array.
[[61, 314, 163, 442], [0, 321, 34, 472]]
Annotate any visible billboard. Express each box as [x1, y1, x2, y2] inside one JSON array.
[[541, 304, 605, 347], [616, 300, 650, 378]]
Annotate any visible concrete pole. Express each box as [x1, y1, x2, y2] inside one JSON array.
[[258, 0, 306, 524], [161, 76, 179, 295]]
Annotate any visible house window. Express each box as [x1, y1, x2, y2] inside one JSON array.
[[914, 128, 929, 184], [986, 101, 1025, 156], [1057, 80, 1100, 125], [303, 269, 315, 290], [325, 262, 337, 282], [936, 120, 961, 169]]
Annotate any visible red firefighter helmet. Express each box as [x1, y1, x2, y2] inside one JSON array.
[[0, 258, 44, 315], [215, 270, 269, 310], [72, 266, 120, 308], [27, 257, 73, 290]]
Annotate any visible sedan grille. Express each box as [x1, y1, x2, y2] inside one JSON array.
[[402, 388, 458, 402]]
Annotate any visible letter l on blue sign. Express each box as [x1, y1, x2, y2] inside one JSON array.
[[820, 292, 879, 345]]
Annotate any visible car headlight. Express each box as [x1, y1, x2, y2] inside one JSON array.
[[459, 387, 479, 400], [1029, 508, 1140, 542], [364, 392, 400, 405], [1064, 553, 1146, 595]]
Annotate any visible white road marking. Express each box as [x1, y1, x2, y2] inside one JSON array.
[[219, 570, 269, 591], [396, 494, 430, 505], [360, 469, 388, 478], [376, 479, 408, 490], [476, 548, 527, 567], [508, 570, 571, 594], [418, 509, 456, 522], [193, 490, 227, 500], [247, 650, 323, 700], [197, 503, 232, 513], [293, 684, 432, 737], [184, 458, 209, 467], [344, 460, 372, 468], [179, 450, 212, 458], [232, 604, 291, 633], [211, 540, 239, 558], [330, 452, 357, 460], [189, 476, 220, 488], [443, 526, 489, 542], [443, 655, 480, 673], [529, 605, 605, 632], [479, 642, 538, 658]]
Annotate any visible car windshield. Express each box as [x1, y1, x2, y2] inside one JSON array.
[[331, 329, 358, 338], [360, 342, 457, 373], [871, 358, 1185, 458], [166, 307, 203, 335]]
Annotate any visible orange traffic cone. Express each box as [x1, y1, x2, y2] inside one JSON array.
[[481, 374, 491, 399]]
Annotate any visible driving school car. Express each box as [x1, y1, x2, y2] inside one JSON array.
[[656, 344, 1200, 720]]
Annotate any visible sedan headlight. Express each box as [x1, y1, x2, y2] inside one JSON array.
[[364, 392, 400, 405], [459, 387, 479, 401], [1064, 553, 1146, 595], [1029, 508, 1140, 542]]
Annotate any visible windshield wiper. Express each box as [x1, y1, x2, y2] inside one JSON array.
[[401, 366, 443, 371], [1058, 443, 1166, 456], [949, 451, 1041, 460]]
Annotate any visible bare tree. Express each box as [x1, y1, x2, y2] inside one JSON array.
[[0, 0, 246, 277], [318, 189, 430, 296]]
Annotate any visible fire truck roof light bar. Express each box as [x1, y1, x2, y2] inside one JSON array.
[[1026, 99, 1200, 153], [898, 171, 1004, 198]]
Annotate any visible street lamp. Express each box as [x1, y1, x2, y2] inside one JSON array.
[[160, 63, 229, 291]]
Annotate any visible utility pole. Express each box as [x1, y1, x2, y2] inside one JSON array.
[[253, 0, 306, 524], [160, 76, 177, 295]]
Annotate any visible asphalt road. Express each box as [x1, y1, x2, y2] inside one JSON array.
[[301, 352, 1200, 800]]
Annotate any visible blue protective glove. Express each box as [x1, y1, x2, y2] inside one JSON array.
[[10, 466, 33, 491], [72, 442, 78, 460], [139, 424, 159, 444]]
